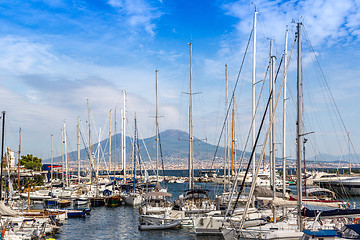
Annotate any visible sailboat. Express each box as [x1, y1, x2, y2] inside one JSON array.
[[220, 21, 305, 240], [124, 114, 142, 207], [175, 42, 215, 218]]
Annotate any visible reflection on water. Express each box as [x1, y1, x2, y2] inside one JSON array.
[[50, 182, 224, 240]]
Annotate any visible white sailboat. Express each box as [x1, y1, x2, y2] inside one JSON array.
[[124, 114, 142, 207]]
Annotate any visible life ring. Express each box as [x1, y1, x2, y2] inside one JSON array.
[[354, 218, 360, 224], [2, 228, 5, 238]]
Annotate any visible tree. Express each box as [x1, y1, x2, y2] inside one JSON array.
[[20, 154, 42, 171]]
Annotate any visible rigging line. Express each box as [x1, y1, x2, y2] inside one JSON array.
[[309, 48, 344, 158], [232, 51, 286, 214], [206, 28, 254, 183], [303, 25, 359, 163], [79, 127, 91, 166], [157, 125, 167, 187], [236, 62, 270, 177], [227, 36, 296, 218], [237, 41, 296, 230], [136, 125, 155, 175]]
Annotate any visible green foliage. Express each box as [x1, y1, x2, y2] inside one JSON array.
[[20, 154, 42, 171]]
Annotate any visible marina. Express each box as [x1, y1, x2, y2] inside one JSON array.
[[0, 1, 359, 240]]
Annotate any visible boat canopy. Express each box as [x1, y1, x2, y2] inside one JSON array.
[[344, 223, 360, 235], [145, 192, 172, 198], [184, 189, 210, 194], [302, 229, 339, 237]]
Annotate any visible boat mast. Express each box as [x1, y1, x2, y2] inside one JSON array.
[[51, 134, 53, 198], [18, 128, 21, 190], [231, 99, 235, 176], [155, 69, 159, 182], [77, 117, 81, 185], [61, 129, 64, 183], [283, 28, 289, 199], [1, 111, 5, 201], [51, 134, 53, 182], [188, 42, 194, 189], [96, 128, 101, 196], [109, 109, 112, 173], [113, 110, 117, 193], [87, 99, 93, 182], [296, 22, 303, 231], [251, 7, 258, 207], [270, 39, 276, 223], [64, 122, 69, 187], [225, 64, 229, 191], [122, 90, 127, 182], [133, 113, 137, 193], [348, 131, 351, 176]]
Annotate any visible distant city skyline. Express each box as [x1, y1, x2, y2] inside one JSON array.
[[0, 0, 359, 163]]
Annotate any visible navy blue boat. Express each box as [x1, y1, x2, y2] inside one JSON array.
[[302, 224, 360, 239], [67, 209, 86, 218]]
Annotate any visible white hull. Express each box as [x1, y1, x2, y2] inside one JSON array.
[[139, 215, 181, 231], [222, 227, 303, 240], [316, 177, 360, 196], [124, 194, 142, 206]]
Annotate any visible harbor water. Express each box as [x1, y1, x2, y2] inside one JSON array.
[[48, 171, 225, 240]]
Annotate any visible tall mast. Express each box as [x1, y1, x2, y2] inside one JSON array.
[[133, 113, 137, 193], [18, 128, 21, 190], [225, 64, 229, 191], [64, 122, 69, 187], [113, 110, 117, 193], [114, 110, 117, 174], [188, 42, 194, 189], [155, 69, 159, 182], [77, 117, 81, 185], [269, 39, 277, 223], [296, 22, 303, 230], [0, 111, 5, 201], [231, 99, 235, 176], [87, 99, 93, 181], [51, 134, 53, 182], [61, 129, 64, 182], [109, 109, 112, 173], [122, 90, 127, 182], [283, 29, 289, 199], [96, 128, 101, 195], [251, 7, 258, 207], [348, 132, 351, 176]]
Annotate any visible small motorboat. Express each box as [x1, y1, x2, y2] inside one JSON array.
[[139, 215, 181, 231], [75, 196, 88, 206], [66, 209, 86, 218]]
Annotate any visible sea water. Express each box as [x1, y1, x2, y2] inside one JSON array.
[[49, 180, 224, 240]]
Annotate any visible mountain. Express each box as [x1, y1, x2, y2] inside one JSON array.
[[45, 129, 243, 166], [309, 153, 357, 163]]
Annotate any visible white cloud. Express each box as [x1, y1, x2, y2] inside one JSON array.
[[108, 0, 163, 36], [223, 0, 358, 46]]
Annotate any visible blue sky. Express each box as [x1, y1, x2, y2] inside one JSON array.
[[0, 0, 360, 162]]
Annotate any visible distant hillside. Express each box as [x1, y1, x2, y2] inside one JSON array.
[[46, 129, 246, 165], [50, 129, 356, 167], [309, 153, 357, 163]]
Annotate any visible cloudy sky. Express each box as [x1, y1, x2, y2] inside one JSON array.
[[0, 0, 359, 162]]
